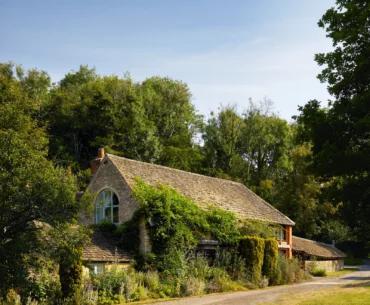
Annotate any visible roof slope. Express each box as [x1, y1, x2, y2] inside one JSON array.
[[292, 236, 346, 259], [107, 154, 294, 226], [83, 231, 132, 262]]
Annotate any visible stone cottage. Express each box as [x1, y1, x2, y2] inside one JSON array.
[[82, 148, 296, 271]]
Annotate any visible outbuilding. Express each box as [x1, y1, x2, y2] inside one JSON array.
[[292, 236, 346, 272]]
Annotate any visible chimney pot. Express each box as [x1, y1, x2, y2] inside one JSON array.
[[98, 147, 105, 159], [90, 147, 105, 175]]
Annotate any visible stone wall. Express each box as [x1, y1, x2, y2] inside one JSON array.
[[84, 157, 139, 225], [305, 259, 344, 272]]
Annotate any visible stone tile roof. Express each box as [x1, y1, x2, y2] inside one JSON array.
[[107, 154, 294, 226], [82, 231, 132, 263], [292, 236, 346, 259]]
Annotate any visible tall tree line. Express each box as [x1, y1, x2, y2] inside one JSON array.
[[0, 62, 346, 244]]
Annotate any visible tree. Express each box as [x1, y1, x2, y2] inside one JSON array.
[[46, 68, 160, 168], [296, 0, 370, 245], [46, 70, 202, 173], [202, 106, 245, 179], [139, 77, 203, 171], [0, 64, 80, 297], [239, 106, 292, 188]]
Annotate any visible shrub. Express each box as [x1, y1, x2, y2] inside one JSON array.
[[310, 268, 327, 277], [59, 257, 82, 304], [206, 268, 244, 293], [239, 220, 278, 239], [214, 249, 247, 280], [275, 255, 308, 284], [186, 255, 210, 280], [180, 277, 205, 296], [262, 238, 278, 283], [143, 271, 160, 295], [238, 236, 265, 283]]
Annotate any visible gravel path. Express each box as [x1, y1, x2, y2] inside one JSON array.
[[148, 265, 370, 305]]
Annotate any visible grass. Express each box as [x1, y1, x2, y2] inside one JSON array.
[[262, 281, 370, 305], [326, 267, 359, 278]]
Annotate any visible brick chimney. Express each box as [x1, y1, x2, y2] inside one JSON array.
[[90, 147, 105, 175]]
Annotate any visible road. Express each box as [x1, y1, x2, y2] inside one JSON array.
[[149, 264, 370, 305]]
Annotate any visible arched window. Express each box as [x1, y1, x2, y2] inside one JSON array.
[[95, 189, 119, 224]]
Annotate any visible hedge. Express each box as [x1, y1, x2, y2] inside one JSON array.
[[238, 236, 265, 283], [262, 238, 278, 283]]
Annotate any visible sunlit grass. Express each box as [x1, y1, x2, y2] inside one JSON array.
[[263, 281, 370, 305], [326, 267, 359, 277]]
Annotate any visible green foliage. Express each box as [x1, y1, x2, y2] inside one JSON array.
[[240, 220, 278, 239], [213, 249, 247, 280], [92, 268, 148, 303], [262, 238, 279, 282], [0, 64, 81, 299], [59, 260, 82, 303], [274, 255, 308, 285], [296, 0, 370, 245], [238, 236, 265, 283], [132, 180, 242, 273], [89, 262, 244, 304], [206, 209, 241, 245], [310, 268, 327, 277], [52, 225, 90, 304], [45, 68, 202, 175]]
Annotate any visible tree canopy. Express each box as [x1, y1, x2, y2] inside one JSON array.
[[296, 0, 370, 245]]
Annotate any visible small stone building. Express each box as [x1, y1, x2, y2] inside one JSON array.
[[82, 148, 295, 270], [82, 231, 131, 273], [292, 236, 346, 272]]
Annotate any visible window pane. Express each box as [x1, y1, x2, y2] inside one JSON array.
[[96, 192, 104, 207], [96, 207, 104, 223], [95, 189, 119, 224], [104, 190, 112, 204], [113, 207, 119, 223], [113, 194, 119, 206], [104, 206, 112, 221]]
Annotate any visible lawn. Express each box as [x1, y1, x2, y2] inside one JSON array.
[[326, 267, 359, 277], [263, 281, 370, 305]]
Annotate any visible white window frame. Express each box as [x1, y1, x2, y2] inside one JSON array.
[[95, 189, 119, 224]]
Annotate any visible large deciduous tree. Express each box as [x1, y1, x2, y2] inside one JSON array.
[[297, 0, 370, 245], [0, 63, 81, 297], [46, 67, 202, 173]]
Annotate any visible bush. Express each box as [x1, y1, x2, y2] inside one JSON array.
[[262, 238, 278, 283], [275, 255, 308, 284], [206, 268, 243, 293], [143, 271, 160, 296], [180, 277, 205, 296], [238, 236, 265, 283], [214, 249, 247, 280], [186, 256, 210, 280], [310, 268, 327, 277], [59, 259, 82, 304]]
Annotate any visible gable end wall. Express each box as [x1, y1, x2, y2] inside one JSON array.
[[84, 158, 139, 225]]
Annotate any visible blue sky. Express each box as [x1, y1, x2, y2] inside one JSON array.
[[0, 0, 334, 120]]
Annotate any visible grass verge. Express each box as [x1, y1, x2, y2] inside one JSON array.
[[262, 281, 370, 305], [326, 267, 359, 278]]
